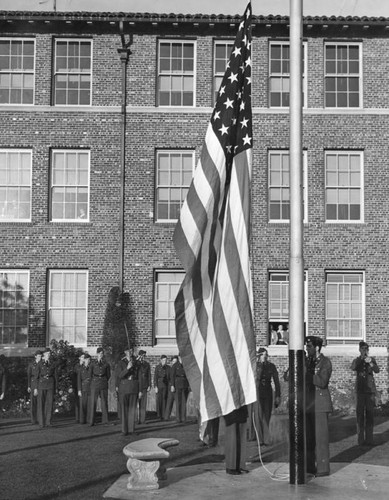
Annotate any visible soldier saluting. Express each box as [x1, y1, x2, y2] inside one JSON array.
[[117, 347, 142, 435]]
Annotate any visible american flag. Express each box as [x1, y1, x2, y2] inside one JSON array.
[[173, 1, 256, 423]]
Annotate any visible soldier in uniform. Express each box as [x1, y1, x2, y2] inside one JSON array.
[[164, 355, 177, 420], [137, 350, 151, 424], [351, 341, 380, 446], [89, 347, 111, 426], [224, 405, 249, 475], [27, 350, 42, 424], [170, 356, 190, 423], [71, 351, 85, 423], [117, 347, 142, 435], [77, 353, 92, 424], [305, 335, 333, 477], [37, 348, 58, 428], [255, 347, 281, 445], [154, 355, 169, 420]]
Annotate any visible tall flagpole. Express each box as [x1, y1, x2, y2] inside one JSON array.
[[289, 0, 306, 485]]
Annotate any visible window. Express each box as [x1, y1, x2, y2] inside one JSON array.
[[268, 150, 307, 222], [325, 43, 361, 108], [325, 151, 363, 222], [268, 271, 307, 345], [0, 38, 35, 104], [154, 271, 184, 345], [50, 150, 89, 221], [326, 272, 364, 342], [0, 149, 32, 221], [213, 40, 234, 104], [158, 40, 195, 106], [156, 150, 194, 221], [53, 39, 92, 105], [0, 270, 29, 346], [48, 270, 88, 345], [269, 41, 306, 107]]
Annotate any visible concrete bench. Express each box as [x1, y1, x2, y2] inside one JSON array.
[[123, 437, 180, 490]]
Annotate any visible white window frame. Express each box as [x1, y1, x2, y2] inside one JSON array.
[[213, 39, 234, 105], [155, 149, 194, 222], [268, 271, 308, 345], [325, 150, 364, 223], [53, 38, 92, 106], [154, 270, 184, 345], [324, 42, 362, 109], [269, 40, 307, 108], [47, 269, 88, 347], [268, 150, 308, 223], [325, 271, 365, 343], [157, 39, 196, 107], [0, 269, 29, 347], [0, 37, 35, 105], [50, 149, 90, 222], [0, 149, 32, 222]]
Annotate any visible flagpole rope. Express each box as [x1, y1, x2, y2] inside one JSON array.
[[250, 407, 290, 481]]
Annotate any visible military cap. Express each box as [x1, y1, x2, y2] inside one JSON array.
[[34, 350, 43, 356], [84, 353, 91, 359], [96, 347, 104, 354], [305, 336, 323, 349], [257, 347, 268, 355], [160, 354, 167, 359], [138, 349, 146, 356], [359, 341, 369, 349]]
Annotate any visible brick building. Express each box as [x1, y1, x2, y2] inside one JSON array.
[[0, 9, 388, 406]]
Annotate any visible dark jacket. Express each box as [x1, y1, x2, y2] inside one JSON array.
[[90, 359, 111, 390], [170, 362, 189, 390], [0, 363, 7, 395], [306, 353, 333, 413], [37, 361, 58, 391], [77, 364, 92, 393], [351, 356, 380, 394], [154, 363, 169, 389], [117, 357, 140, 394], [27, 361, 40, 391], [256, 361, 281, 399], [138, 361, 151, 391]]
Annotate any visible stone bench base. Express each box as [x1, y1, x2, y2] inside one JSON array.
[[123, 437, 179, 490]]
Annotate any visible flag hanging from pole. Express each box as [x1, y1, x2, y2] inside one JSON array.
[[173, 1, 257, 423]]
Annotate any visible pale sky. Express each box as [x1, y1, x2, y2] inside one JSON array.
[[1, 0, 389, 17]]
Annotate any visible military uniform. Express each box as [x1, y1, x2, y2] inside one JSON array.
[[77, 362, 92, 424], [37, 358, 58, 427], [306, 351, 333, 476], [89, 357, 111, 425], [71, 360, 83, 423], [154, 362, 169, 419], [351, 350, 380, 445], [254, 360, 281, 444], [117, 356, 141, 435], [170, 361, 189, 423], [27, 358, 41, 424], [224, 406, 248, 474], [0, 362, 7, 399], [138, 358, 151, 424]]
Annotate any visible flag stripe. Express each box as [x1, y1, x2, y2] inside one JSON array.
[[173, 1, 256, 423]]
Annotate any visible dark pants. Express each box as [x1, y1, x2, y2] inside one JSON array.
[[175, 388, 189, 422], [206, 417, 220, 446], [306, 411, 330, 475], [138, 390, 147, 424], [89, 385, 109, 424], [38, 388, 54, 427], [30, 392, 38, 424], [120, 392, 138, 434], [156, 385, 168, 419], [224, 420, 247, 471], [74, 390, 80, 422], [79, 391, 90, 424], [257, 396, 273, 444], [356, 392, 375, 445], [164, 390, 175, 420]]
